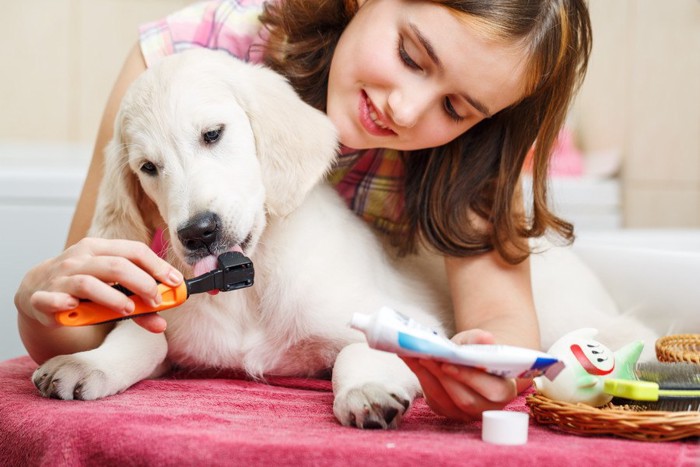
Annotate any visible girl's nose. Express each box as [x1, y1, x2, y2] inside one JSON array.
[[387, 86, 431, 129]]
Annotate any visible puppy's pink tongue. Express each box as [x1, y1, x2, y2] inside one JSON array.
[[193, 255, 218, 278], [192, 247, 244, 295], [192, 255, 220, 296]]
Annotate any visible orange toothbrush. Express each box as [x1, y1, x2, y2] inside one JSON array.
[[55, 251, 254, 326]]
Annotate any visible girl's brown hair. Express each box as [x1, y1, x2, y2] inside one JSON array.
[[259, 0, 592, 264]]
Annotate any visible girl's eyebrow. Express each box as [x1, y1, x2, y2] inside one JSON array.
[[409, 22, 493, 118]]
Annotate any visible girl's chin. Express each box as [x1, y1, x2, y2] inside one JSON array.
[[338, 127, 401, 150], [338, 136, 416, 152], [335, 120, 415, 151], [337, 130, 372, 150], [338, 138, 411, 152]]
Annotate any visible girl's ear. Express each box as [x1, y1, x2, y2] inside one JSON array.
[[88, 117, 154, 244], [227, 58, 339, 217]]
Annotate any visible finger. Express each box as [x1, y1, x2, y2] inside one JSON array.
[[451, 329, 495, 345], [404, 358, 451, 402], [133, 314, 168, 333], [58, 274, 137, 315], [60, 256, 165, 309], [437, 368, 511, 416], [402, 357, 459, 418], [29, 291, 79, 314], [28, 291, 79, 326], [75, 238, 183, 287], [417, 359, 483, 421], [420, 360, 480, 421], [420, 360, 508, 417], [442, 364, 518, 404]]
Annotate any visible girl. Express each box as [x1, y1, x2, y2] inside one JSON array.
[[15, 0, 592, 422]]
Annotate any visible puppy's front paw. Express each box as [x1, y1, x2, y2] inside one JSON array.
[[334, 383, 411, 429], [32, 355, 121, 400]]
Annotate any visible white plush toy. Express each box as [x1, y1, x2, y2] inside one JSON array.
[[534, 328, 644, 407]]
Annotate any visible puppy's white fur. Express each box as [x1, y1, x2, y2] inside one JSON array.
[[33, 49, 656, 427]]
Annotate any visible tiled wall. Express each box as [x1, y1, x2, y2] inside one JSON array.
[[1, 0, 699, 227]]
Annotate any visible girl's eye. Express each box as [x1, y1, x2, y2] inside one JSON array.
[[398, 35, 464, 123], [397, 37, 421, 71], [202, 126, 224, 145], [140, 161, 158, 176], [444, 98, 465, 122]]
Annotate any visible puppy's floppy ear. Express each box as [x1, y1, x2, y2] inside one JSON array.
[[231, 60, 339, 217], [88, 114, 155, 244]]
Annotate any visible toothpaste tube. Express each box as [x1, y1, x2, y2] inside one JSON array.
[[350, 306, 563, 380]]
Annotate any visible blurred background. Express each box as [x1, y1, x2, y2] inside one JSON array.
[[1, 0, 699, 360]]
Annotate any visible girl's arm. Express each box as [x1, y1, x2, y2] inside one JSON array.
[[15, 44, 179, 364], [65, 44, 146, 247], [447, 251, 540, 351]]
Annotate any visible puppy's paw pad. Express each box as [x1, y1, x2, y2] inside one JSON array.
[[32, 356, 113, 400], [334, 383, 411, 429]]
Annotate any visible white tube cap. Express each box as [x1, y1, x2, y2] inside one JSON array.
[[481, 411, 529, 445]]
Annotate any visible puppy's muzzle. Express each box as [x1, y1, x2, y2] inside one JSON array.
[[178, 211, 221, 254]]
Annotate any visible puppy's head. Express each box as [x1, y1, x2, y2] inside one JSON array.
[[90, 49, 338, 274]]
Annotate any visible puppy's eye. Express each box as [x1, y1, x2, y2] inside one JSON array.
[[202, 126, 224, 145], [140, 161, 158, 176]]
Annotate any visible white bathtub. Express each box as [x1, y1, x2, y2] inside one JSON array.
[[0, 142, 90, 360], [1, 143, 698, 361], [572, 229, 700, 340]]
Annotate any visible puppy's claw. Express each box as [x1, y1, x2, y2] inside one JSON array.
[[361, 419, 384, 429], [73, 382, 85, 401], [357, 404, 400, 429], [48, 379, 63, 400], [33, 372, 49, 393], [382, 407, 400, 425]]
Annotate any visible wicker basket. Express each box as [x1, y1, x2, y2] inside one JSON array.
[[527, 334, 700, 442], [656, 334, 700, 364]]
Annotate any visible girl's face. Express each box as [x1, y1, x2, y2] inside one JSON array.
[[327, 0, 529, 151]]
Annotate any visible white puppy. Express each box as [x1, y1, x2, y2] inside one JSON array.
[[33, 49, 656, 428]]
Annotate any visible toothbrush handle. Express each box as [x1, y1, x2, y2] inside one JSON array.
[[55, 282, 189, 326]]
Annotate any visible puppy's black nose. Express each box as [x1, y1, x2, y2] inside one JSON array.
[[177, 212, 221, 252]]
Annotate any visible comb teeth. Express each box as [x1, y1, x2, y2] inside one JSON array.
[[612, 397, 700, 412], [635, 362, 700, 390]]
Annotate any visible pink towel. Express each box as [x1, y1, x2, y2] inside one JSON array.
[[0, 356, 696, 466]]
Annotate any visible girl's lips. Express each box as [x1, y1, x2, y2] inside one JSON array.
[[358, 90, 396, 137]]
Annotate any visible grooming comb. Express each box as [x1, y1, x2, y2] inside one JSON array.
[[605, 362, 700, 411], [55, 251, 254, 326]]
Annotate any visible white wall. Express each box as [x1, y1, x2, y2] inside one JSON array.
[[0, 143, 89, 361]]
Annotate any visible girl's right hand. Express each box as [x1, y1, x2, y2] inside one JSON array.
[[15, 237, 183, 333], [401, 329, 520, 421]]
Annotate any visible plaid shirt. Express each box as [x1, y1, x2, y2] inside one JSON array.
[[139, 0, 407, 236]]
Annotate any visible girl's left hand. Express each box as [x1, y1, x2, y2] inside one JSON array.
[[401, 329, 519, 421]]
